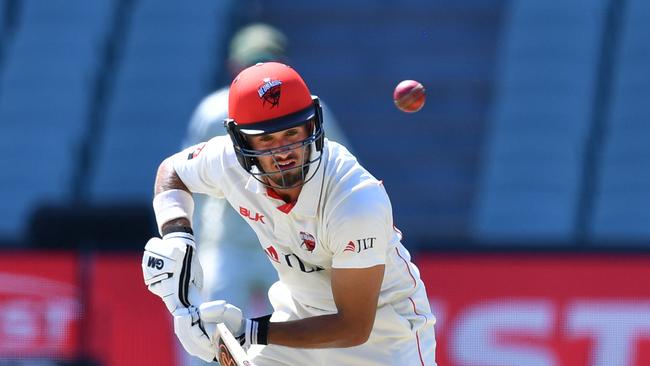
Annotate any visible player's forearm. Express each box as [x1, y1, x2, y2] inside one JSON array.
[[267, 313, 372, 348]]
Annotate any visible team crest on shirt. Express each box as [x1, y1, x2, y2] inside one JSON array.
[[258, 78, 282, 108], [299, 231, 316, 252]]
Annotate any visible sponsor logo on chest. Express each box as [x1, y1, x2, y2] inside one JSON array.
[[265, 245, 324, 274]]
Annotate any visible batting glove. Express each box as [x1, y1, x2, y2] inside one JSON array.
[[141, 230, 204, 313], [197, 300, 245, 337], [174, 300, 245, 362], [200, 300, 271, 351], [173, 305, 217, 363]]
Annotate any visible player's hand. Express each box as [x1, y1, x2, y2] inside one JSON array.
[[200, 300, 271, 351], [173, 305, 218, 362], [198, 300, 245, 338], [173, 301, 244, 362], [141, 232, 204, 313]]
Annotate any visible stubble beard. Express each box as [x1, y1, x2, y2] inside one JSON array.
[[268, 167, 305, 188], [265, 145, 311, 188]]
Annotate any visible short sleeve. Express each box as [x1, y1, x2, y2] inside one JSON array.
[[328, 183, 391, 269], [173, 136, 230, 198]]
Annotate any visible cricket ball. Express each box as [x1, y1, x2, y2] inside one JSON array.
[[393, 80, 426, 113]]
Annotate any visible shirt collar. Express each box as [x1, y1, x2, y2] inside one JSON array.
[[291, 149, 326, 217], [244, 170, 265, 195]]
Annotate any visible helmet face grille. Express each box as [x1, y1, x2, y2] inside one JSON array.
[[226, 97, 326, 189], [235, 125, 324, 189]]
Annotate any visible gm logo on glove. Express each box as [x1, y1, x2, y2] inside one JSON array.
[[147, 256, 165, 270]]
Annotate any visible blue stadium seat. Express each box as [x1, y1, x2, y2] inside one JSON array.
[[0, 0, 5, 38], [257, 0, 505, 243], [88, 0, 232, 203], [0, 145, 74, 239], [589, 0, 650, 241], [0, 0, 115, 241], [473, 0, 608, 243]]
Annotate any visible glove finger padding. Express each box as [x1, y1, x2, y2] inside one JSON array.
[[142, 233, 203, 313], [173, 306, 217, 363], [199, 300, 246, 337]]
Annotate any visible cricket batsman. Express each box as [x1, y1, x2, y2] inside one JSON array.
[[142, 62, 437, 365]]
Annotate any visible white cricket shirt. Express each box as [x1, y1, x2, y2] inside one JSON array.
[[174, 136, 428, 312]]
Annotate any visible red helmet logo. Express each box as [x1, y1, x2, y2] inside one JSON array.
[[258, 78, 282, 108]]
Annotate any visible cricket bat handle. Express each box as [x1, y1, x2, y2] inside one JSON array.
[[216, 323, 255, 366]]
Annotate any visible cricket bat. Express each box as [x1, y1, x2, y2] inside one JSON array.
[[216, 323, 255, 366]]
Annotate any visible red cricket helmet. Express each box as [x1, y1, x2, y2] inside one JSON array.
[[224, 62, 325, 188]]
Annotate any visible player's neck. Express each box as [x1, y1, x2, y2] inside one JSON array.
[[268, 185, 302, 203], [281, 186, 302, 203]]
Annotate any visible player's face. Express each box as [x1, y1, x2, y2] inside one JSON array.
[[247, 125, 311, 189]]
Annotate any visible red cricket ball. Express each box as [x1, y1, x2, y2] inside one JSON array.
[[393, 80, 426, 113]]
